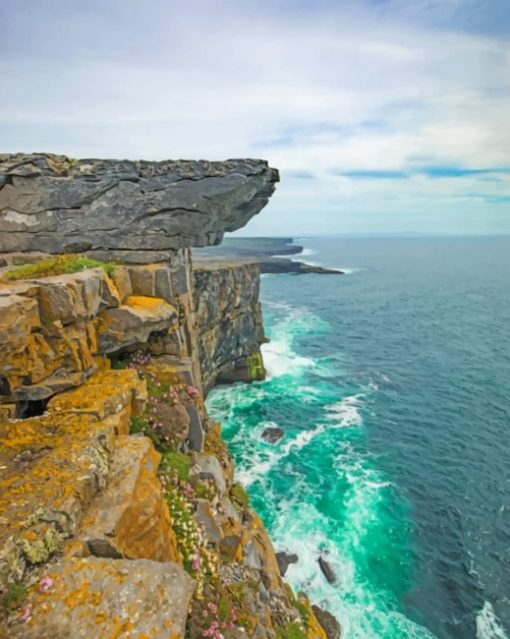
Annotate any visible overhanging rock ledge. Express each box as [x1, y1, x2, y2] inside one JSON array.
[[0, 153, 279, 263]]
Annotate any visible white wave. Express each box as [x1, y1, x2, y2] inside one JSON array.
[[262, 341, 315, 378], [477, 602, 509, 639], [335, 266, 362, 275], [281, 424, 326, 455], [326, 394, 364, 427]]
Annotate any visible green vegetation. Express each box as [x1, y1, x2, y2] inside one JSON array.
[[276, 622, 307, 639], [230, 482, 250, 508], [247, 352, 265, 380], [0, 255, 116, 281], [294, 598, 310, 626], [160, 450, 191, 482], [1, 582, 28, 616]]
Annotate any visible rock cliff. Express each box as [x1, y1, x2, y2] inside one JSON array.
[[0, 154, 338, 639], [193, 261, 266, 395]]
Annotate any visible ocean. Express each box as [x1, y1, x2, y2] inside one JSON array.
[[206, 236, 510, 639]]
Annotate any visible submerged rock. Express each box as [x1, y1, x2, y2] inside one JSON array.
[[276, 551, 298, 576], [318, 556, 337, 585], [262, 427, 284, 443]]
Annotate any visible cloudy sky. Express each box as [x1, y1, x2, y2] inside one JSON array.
[[1, 0, 509, 235]]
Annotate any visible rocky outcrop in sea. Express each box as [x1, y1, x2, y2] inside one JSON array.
[[0, 154, 339, 638]]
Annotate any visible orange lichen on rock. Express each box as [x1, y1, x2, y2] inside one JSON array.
[[78, 436, 180, 564], [6, 556, 194, 638], [47, 368, 147, 426], [0, 412, 117, 589]]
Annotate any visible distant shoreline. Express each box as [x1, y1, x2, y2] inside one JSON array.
[[193, 237, 344, 275]]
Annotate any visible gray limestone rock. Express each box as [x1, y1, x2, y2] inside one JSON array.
[[0, 154, 279, 262]]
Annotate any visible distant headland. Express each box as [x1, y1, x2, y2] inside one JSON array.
[[193, 237, 344, 274]]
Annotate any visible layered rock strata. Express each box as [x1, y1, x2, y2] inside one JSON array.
[[0, 154, 279, 263]]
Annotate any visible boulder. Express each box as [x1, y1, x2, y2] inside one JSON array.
[[0, 154, 279, 262]]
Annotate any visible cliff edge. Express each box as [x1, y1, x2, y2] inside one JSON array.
[[0, 154, 339, 639]]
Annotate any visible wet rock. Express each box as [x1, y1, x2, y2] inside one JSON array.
[[0, 154, 279, 262], [276, 551, 298, 576], [262, 427, 284, 443], [318, 556, 337, 585], [312, 605, 342, 639], [7, 556, 194, 638]]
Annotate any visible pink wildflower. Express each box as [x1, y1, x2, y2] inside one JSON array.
[[207, 603, 218, 615], [192, 551, 201, 571], [39, 576, 53, 592], [18, 608, 31, 622]]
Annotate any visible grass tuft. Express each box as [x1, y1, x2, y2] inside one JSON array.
[[0, 255, 116, 282]]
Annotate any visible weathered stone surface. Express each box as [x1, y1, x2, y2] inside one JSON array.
[[47, 368, 147, 434], [0, 154, 279, 262], [241, 512, 282, 590], [7, 556, 194, 638], [33, 268, 120, 325], [312, 605, 342, 639], [98, 295, 178, 353], [0, 412, 117, 588], [195, 499, 222, 547], [193, 261, 266, 393], [78, 436, 180, 563]]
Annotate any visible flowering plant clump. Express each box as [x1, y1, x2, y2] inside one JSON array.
[[161, 472, 218, 596], [187, 581, 241, 639], [126, 352, 202, 451]]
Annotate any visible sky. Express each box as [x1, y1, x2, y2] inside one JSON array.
[[1, 0, 509, 236]]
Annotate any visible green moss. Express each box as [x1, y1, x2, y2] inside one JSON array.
[[276, 622, 307, 639], [247, 352, 265, 380], [230, 482, 249, 508], [0, 255, 116, 282], [160, 450, 191, 482], [1, 582, 28, 615], [294, 598, 310, 626], [193, 480, 213, 500]]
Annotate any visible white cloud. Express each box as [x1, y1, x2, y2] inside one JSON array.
[[1, 0, 509, 233]]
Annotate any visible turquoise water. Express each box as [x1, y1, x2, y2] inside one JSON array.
[[206, 237, 510, 639]]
